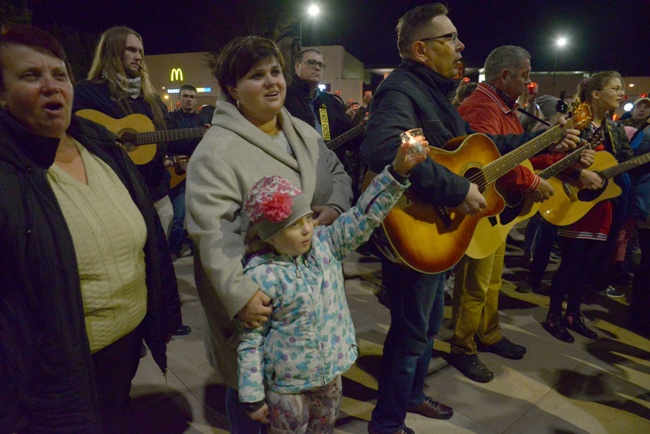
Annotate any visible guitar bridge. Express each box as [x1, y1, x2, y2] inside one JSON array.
[[562, 182, 577, 202]]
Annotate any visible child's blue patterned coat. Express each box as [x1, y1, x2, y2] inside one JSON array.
[[238, 167, 409, 403]]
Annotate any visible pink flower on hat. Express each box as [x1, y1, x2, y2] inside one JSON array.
[[245, 175, 304, 224], [262, 191, 293, 222]]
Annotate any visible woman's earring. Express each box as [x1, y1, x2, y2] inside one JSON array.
[[236, 100, 241, 110]]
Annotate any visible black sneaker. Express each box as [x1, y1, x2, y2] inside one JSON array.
[[542, 317, 574, 343], [476, 337, 526, 359], [173, 324, 192, 336], [515, 281, 533, 293], [604, 285, 625, 298], [564, 313, 597, 339], [448, 353, 494, 383]]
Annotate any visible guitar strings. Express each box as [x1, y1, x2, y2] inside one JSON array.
[[465, 123, 571, 189]]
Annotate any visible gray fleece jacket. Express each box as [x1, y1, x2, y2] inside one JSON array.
[[186, 91, 352, 387]]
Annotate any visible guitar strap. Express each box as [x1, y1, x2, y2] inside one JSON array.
[[319, 104, 331, 141]]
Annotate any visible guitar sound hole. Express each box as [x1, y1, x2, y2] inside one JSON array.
[[463, 167, 486, 193], [118, 132, 137, 150]]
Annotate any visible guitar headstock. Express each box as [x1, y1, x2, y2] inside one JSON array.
[[585, 126, 604, 150], [570, 103, 593, 131]]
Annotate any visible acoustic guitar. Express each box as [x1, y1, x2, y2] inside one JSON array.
[[76, 109, 204, 165], [166, 155, 189, 189], [363, 104, 592, 274], [465, 127, 603, 259], [539, 148, 650, 226], [325, 121, 366, 152]]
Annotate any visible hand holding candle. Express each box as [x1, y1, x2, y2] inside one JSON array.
[[393, 128, 429, 176]]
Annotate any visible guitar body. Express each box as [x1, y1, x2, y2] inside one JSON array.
[[168, 167, 187, 189], [539, 151, 622, 226], [466, 160, 539, 259], [76, 110, 158, 165], [363, 134, 504, 273]]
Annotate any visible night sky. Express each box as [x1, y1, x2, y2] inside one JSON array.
[[27, 0, 650, 77]]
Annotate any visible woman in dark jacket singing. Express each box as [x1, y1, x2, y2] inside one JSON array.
[[0, 25, 180, 433]]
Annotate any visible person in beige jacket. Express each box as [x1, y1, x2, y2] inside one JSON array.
[[185, 36, 352, 433]]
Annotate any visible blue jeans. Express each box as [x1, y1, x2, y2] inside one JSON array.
[[369, 259, 445, 433], [169, 182, 185, 255], [225, 387, 264, 434]]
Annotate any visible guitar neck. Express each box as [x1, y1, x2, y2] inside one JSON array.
[[537, 128, 603, 180], [601, 152, 650, 179], [135, 127, 204, 145], [483, 121, 573, 183], [536, 146, 585, 180], [326, 123, 366, 152]]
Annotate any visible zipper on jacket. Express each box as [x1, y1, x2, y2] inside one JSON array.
[[293, 257, 301, 278]]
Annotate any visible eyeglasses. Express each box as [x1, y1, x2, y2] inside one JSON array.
[[420, 32, 459, 45], [303, 59, 326, 69], [602, 86, 625, 94]]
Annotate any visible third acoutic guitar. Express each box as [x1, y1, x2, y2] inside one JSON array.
[[539, 146, 650, 226]]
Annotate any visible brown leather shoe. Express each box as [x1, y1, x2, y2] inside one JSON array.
[[407, 396, 453, 420]]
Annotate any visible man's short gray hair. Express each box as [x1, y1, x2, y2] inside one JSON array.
[[484, 45, 530, 83]]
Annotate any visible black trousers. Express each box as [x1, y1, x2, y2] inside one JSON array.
[[91, 325, 142, 434], [549, 237, 606, 316], [630, 228, 650, 332]]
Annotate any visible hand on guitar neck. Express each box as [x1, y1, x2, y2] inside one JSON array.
[[578, 169, 605, 190], [547, 116, 582, 153]]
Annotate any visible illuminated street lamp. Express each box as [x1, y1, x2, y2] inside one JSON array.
[[299, 4, 320, 46], [551, 36, 567, 97]]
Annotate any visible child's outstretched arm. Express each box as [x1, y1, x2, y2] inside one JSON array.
[[324, 132, 429, 259]]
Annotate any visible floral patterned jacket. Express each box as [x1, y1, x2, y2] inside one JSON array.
[[238, 167, 408, 403]]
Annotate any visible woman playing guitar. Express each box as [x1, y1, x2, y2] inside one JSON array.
[[542, 71, 634, 343]]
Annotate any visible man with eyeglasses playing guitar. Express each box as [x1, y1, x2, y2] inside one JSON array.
[[285, 48, 372, 198], [361, 4, 581, 434]]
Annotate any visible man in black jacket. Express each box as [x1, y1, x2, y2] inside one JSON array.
[[361, 4, 580, 434], [167, 84, 206, 262], [285, 48, 369, 196]]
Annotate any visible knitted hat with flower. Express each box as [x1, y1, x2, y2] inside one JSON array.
[[244, 175, 312, 241]]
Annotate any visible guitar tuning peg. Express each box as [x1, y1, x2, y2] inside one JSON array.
[[556, 100, 568, 114]]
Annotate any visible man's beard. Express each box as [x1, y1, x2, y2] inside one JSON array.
[[125, 68, 140, 78]]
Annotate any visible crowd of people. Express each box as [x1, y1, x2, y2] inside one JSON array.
[[1, 2, 649, 434]]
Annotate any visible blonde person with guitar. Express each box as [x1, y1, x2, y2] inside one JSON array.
[[73, 26, 192, 337], [359, 5, 581, 434], [542, 71, 633, 343]]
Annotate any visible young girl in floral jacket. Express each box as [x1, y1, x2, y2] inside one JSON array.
[[238, 138, 428, 433]]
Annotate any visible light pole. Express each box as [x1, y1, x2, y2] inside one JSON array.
[[299, 4, 320, 47], [551, 36, 567, 97]]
